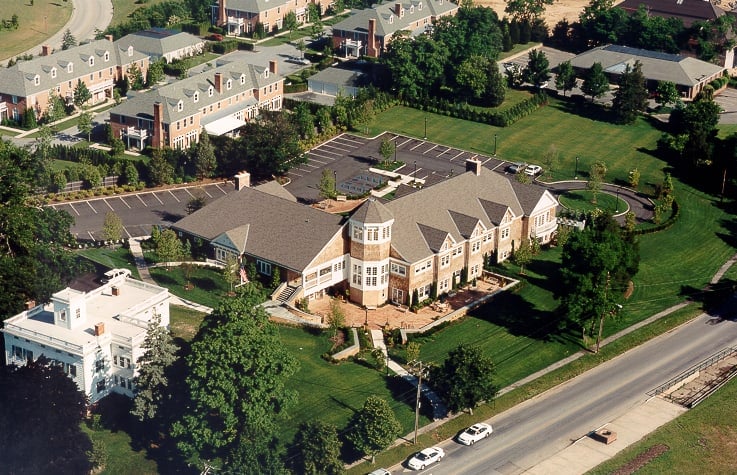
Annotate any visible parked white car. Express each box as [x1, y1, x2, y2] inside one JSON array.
[[368, 469, 391, 475], [407, 446, 445, 470], [457, 422, 493, 445], [524, 164, 542, 176]]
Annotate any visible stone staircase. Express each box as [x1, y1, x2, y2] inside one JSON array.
[[274, 284, 299, 304]]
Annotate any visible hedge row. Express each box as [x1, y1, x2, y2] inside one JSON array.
[[49, 144, 111, 166], [403, 92, 549, 127], [284, 83, 308, 94], [634, 200, 679, 235]]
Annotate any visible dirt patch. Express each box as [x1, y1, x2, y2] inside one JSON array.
[[624, 281, 634, 299], [312, 198, 366, 214], [476, 0, 591, 27], [705, 425, 737, 471], [329, 329, 346, 351], [611, 443, 670, 475]]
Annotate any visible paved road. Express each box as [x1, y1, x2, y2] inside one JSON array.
[[19, 0, 113, 58], [391, 308, 737, 474]]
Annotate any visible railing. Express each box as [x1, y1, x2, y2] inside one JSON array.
[[647, 346, 737, 398]]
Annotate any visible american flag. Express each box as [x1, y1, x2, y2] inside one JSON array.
[[239, 266, 249, 284]]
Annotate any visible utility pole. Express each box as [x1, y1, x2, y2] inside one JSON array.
[[595, 271, 610, 354], [409, 360, 426, 444]]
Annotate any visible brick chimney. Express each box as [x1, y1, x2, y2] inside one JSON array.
[[367, 19, 377, 57], [105, 34, 113, 42], [269, 60, 277, 76], [41, 45, 52, 56], [465, 158, 482, 176], [214, 72, 223, 93], [25, 300, 36, 310], [111, 286, 120, 296], [94, 322, 105, 336], [153, 102, 164, 149], [218, 0, 227, 27], [396, 2, 403, 16], [235, 171, 251, 190]]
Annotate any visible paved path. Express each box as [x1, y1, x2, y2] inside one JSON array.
[[544, 180, 654, 223]]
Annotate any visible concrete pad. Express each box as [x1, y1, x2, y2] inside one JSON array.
[[525, 398, 686, 475]]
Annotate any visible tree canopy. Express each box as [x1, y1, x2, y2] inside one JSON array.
[[430, 344, 497, 414], [581, 62, 609, 102], [611, 61, 648, 124], [346, 396, 402, 463], [288, 421, 344, 475], [172, 287, 298, 470]]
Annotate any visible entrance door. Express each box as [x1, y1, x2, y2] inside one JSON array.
[[391, 288, 405, 305]]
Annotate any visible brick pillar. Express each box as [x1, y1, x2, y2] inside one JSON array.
[[153, 102, 163, 149]]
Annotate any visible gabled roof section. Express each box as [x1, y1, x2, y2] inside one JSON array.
[[117, 28, 204, 59], [212, 224, 250, 254], [509, 180, 550, 215], [254, 180, 297, 202], [172, 186, 344, 272], [448, 210, 480, 239], [331, 0, 459, 38], [350, 197, 394, 224], [417, 223, 450, 253], [478, 199, 510, 226], [617, 0, 723, 27]]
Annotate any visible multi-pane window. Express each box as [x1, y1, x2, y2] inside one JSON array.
[[440, 255, 450, 267], [501, 228, 510, 240], [439, 279, 449, 291], [352, 225, 363, 240], [257, 260, 272, 276], [367, 227, 379, 241], [471, 241, 481, 254], [414, 260, 432, 274], [452, 246, 463, 258], [352, 264, 362, 285], [11, 345, 33, 362], [383, 227, 391, 239], [390, 262, 406, 276], [333, 261, 344, 272], [96, 380, 106, 393], [113, 355, 131, 369]]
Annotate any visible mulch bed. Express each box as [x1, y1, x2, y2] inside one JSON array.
[[610, 444, 669, 475]]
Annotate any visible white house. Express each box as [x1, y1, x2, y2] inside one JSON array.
[[2, 270, 170, 404]]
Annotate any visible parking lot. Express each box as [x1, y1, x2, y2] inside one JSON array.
[[50, 182, 235, 241], [285, 132, 509, 202]]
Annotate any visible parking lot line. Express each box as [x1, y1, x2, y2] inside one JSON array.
[[167, 190, 181, 202], [87, 231, 95, 240], [288, 170, 304, 177], [136, 194, 147, 207], [184, 188, 195, 198], [410, 141, 425, 151], [147, 191, 164, 205], [321, 143, 354, 153], [397, 138, 413, 148], [303, 162, 320, 169], [86, 201, 98, 214], [450, 151, 465, 161], [310, 158, 328, 165], [118, 196, 132, 209], [436, 147, 450, 157], [214, 183, 229, 195], [309, 151, 338, 160], [200, 187, 214, 198], [311, 147, 342, 156], [423, 144, 439, 154], [122, 226, 132, 239], [333, 134, 365, 146], [68, 203, 80, 216], [102, 198, 114, 211]]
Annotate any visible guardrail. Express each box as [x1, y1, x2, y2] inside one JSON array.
[[647, 346, 737, 398]]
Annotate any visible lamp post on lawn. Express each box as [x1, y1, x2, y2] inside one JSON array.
[[333, 170, 337, 195], [615, 186, 620, 213], [493, 133, 497, 156], [424, 116, 427, 140], [575, 156, 579, 179]]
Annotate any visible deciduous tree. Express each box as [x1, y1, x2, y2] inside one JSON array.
[[587, 161, 607, 204], [555, 60, 577, 96], [73, 79, 92, 109], [155, 229, 185, 267], [655, 81, 679, 108], [523, 49, 550, 88], [62, 28, 77, 50], [430, 344, 497, 415], [318, 168, 336, 200], [289, 421, 344, 475], [102, 211, 123, 242], [581, 62, 609, 102], [505, 0, 554, 23], [379, 137, 395, 164], [346, 396, 402, 463], [77, 110, 93, 141]]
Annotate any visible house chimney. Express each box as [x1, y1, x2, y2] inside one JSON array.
[[465, 158, 482, 176], [269, 60, 278, 76], [153, 102, 163, 149], [25, 300, 36, 310], [111, 286, 120, 296], [235, 171, 251, 190], [105, 34, 114, 42], [218, 0, 227, 27], [396, 2, 403, 16], [41, 45, 52, 56], [94, 322, 105, 336], [214, 72, 223, 93], [367, 19, 377, 57]]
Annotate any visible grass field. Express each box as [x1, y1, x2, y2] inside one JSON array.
[[149, 265, 230, 309], [588, 376, 737, 474], [0, 0, 72, 62], [110, 0, 171, 28], [558, 189, 624, 214], [77, 246, 140, 279]]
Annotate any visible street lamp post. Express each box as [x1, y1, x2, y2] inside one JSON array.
[[413, 160, 417, 184], [333, 170, 337, 194], [424, 117, 427, 140], [575, 156, 579, 179], [493, 133, 497, 156], [615, 186, 620, 213], [394, 136, 397, 163]]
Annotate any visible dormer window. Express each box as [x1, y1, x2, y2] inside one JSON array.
[[127, 46, 133, 57], [34, 75, 40, 86], [177, 100, 183, 112], [419, 1, 422, 9], [208, 86, 214, 97], [410, 5, 414, 13], [240, 74, 246, 85], [264, 69, 269, 79], [51, 67, 57, 78], [193, 91, 199, 103], [226, 79, 232, 90], [389, 15, 394, 24], [104, 51, 110, 62], [88, 57, 94, 67], [67, 63, 73, 73]]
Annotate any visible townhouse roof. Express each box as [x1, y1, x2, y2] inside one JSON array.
[[384, 167, 525, 262], [172, 186, 345, 272], [219, 0, 293, 14], [350, 198, 394, 224], [570, 44, 725, 87], [308, 66, 370, 88], [115, 28, 204, 60], [331, 0, 458, 37], [108, 59, 280, 124], [0, 38, 147, 98], [617, 0, 724, 27]]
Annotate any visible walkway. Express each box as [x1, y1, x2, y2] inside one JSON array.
[[543, 180, 654, 223]]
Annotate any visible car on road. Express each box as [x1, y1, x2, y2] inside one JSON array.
[[507, 162, 527, 174], [407, 447, 444, 470], [368, 469, 391, 475], [286, 56, 311, 65], [524, 164, 542, 176], [457, 422, 493, 445]]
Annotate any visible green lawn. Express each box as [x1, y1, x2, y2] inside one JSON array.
[[558, 189, 626, 215], [149, 265, 230, 309], [77, 246, 140, 279], [110, 0, 172, 27], [498, 42, 541, 60], [588, 376, 737, 474], [82, 423, 159, 475], [0, 0, 72, 62]]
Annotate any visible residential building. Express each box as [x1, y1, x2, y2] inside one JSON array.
[[108, 59, 283, 150], [172, 160, 558, 309], [307, 66, 369, 98], [212, 0, 314, 37], [570, 45, 725, 100], [0, 38, 149, 122], [2, 270, 170, 404], [331, 0, 459, 58], [115, 28, 205, 64]]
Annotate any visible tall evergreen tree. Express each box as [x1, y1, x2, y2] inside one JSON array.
[[192, 131, 217, 180], [523, 49, 550, 88], [486, 60, 506, 107], [581, 62, 609, 102], [73, 79, 92, 109], [555, 60, 577, 96], [611, 61, 648, 124]]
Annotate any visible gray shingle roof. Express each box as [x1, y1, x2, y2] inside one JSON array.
[[108, 59, 280, 124], [617, 0, 723, 27], [385, 168, 524, 262], [331, 0, 458, 38], [0, 38, 147, 97], [172, 186, 344, 272], [570, 44, 725, 87], [219, 0, 292, 14], [350, 198, 394, 224], [115, 29, 204, 60]]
